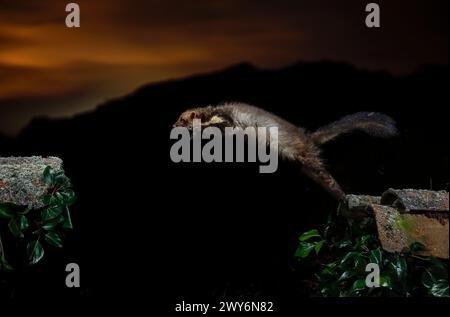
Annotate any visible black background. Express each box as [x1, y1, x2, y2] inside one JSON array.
[[0, 61, 448, 310]]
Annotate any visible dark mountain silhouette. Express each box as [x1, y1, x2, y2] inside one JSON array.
[[1, 61, 448, 307], [0, 134, 10, 150]]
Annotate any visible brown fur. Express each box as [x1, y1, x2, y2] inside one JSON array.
[[174, 104, 397, 201]]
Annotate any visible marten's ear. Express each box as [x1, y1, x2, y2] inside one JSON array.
[[189, 112, 197, 120]]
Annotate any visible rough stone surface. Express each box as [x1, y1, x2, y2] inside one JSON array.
[[381, 188, 449, 212], [0, 156, 63, 209], [339, 194, 381, 218], [342, 189, 449, 259], [373, 204, 449, 258], [372, 204, 408, 253]]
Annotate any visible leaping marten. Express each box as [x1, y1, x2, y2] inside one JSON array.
[[174, 103, 398, 201]]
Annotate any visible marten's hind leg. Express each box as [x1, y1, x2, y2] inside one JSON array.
[[298, 155, 345, 201]]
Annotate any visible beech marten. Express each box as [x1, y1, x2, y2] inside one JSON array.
[[174, 103, 398, 200]]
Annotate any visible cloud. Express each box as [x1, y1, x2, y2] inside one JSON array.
[[0, 0, 447, 134]]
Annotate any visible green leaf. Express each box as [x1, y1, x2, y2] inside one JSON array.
[[354, 254, 367, 271], [42, 223, 57, 231], [54, 192, 65, 205], [0, 203, 15, 219], [62, 207, 73, 229], [324, 261, 338, 269], [351, 279, 367, 292], [42, 194, 52, 206], [298, 229, 321, 241], [19, 215, 29, 231], [340, 251, 366, 271], [369, 248, 382, 265], [41, 205, 65, 222], [421, 268, 435, 289], [8, 217, 23, 238], [379, 276, 392, 289], [323, 224, 331, 239], [409, 241, 426, 252], [43, 166, 55, 186], [430, 279, 449, 297], [320, 262, 338, 273], [42, 212, 66, 230], [340, 252, 360, 266], [421, 265, 447, 289], [319, 262, 338, 278], [295, 242, 316, 258], [338, 270, 356, 282], [44, 232, 63, 248], [63, 190, 76, 206], [0, 256, 14, 272], [43, 195, 59, 207], [360, 235, 372, 246], [55, 173, 69, 186], [319, 268, 336, 279], [336, 240, 352, 249], [320, 287, 331, 297], [391, 256, 407, 281], [314, 240, 326, 255], [27, 240, 44, 265]]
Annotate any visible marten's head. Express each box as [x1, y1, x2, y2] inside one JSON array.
[[173, 106, 231, 129]]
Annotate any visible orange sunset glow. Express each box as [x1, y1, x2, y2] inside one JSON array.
[[0, 0, 448, 135]]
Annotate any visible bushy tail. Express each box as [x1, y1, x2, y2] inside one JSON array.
[[310, 112, 398, 145]]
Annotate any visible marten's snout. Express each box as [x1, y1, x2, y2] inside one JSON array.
[[173, 118, 193, 130], [174, 110, 200, 129], [173, 116, 187, 128]]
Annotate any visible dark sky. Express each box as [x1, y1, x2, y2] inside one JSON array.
[[0, 0, 448, 135]]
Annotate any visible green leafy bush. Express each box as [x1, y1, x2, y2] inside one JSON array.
[[0, 166, 76, 271], [295, 214, 448, 297]]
